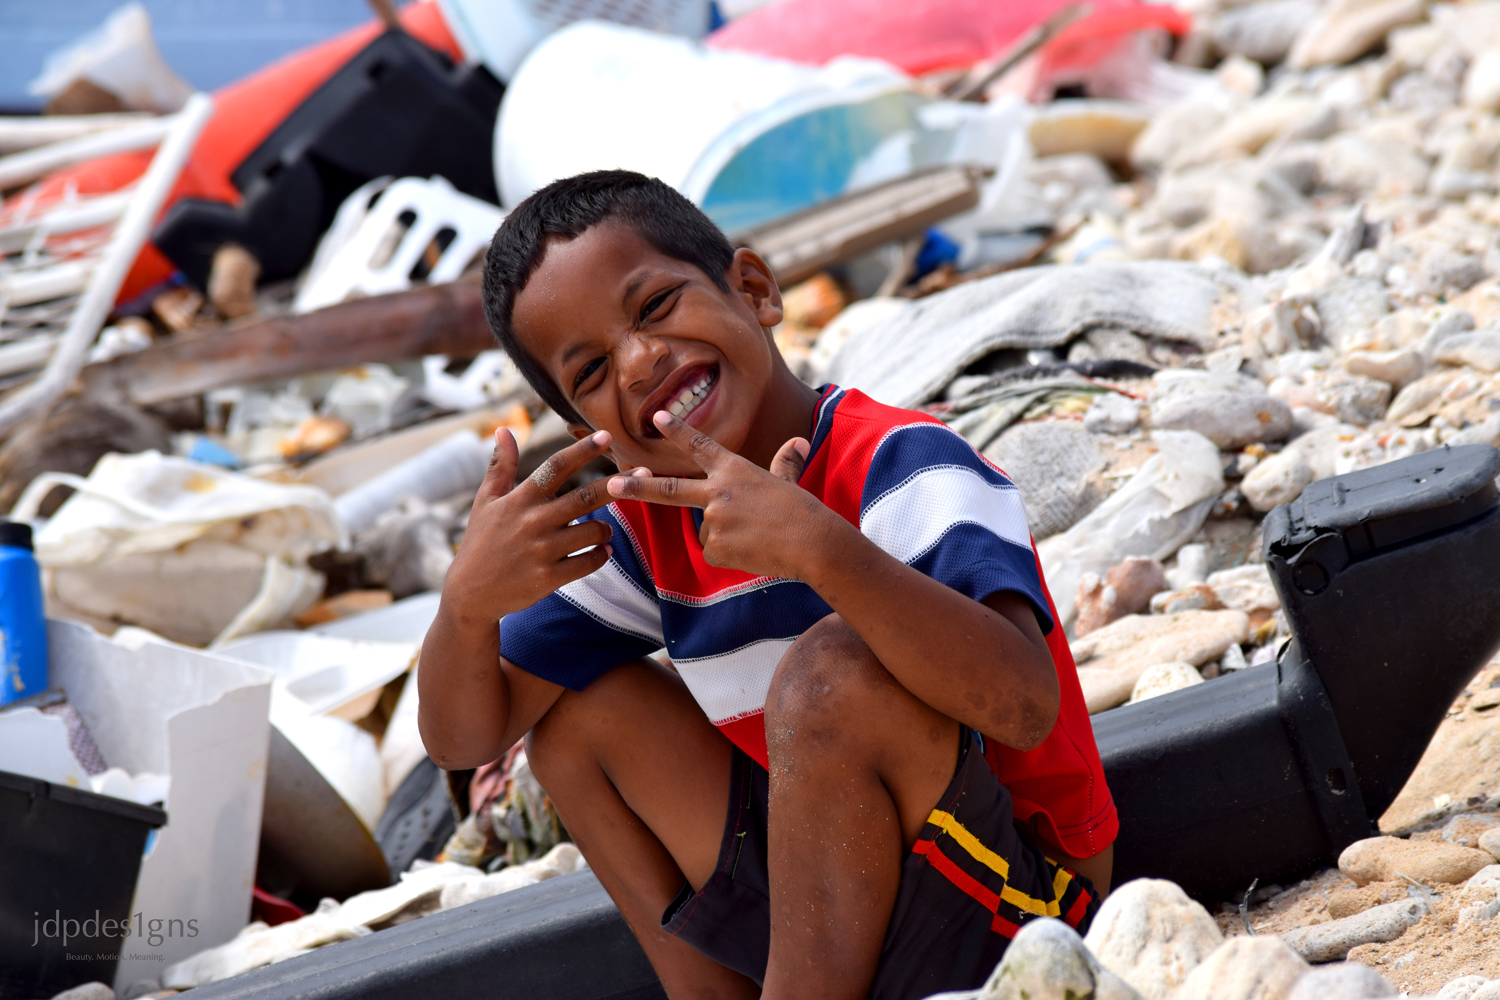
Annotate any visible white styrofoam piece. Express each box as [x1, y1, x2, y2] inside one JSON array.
[[47, 618, 273, 992], [293, 176, 504, 315]]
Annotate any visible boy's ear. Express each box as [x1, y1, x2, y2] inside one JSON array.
[[727, 247, 783, 329]]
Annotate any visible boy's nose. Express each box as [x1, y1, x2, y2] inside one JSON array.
[[616, 331, 669, 391]]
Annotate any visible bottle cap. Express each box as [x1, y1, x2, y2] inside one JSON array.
[[0, 521, 33, 551]]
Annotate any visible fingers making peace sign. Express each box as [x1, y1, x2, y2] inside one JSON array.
[[443, 426, 619, 626], [606, 410, 838, 581]]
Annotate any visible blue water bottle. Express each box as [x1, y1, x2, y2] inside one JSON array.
[[0, 521, 48, 706]]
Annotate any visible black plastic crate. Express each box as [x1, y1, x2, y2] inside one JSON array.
[[153, 28, 503, 291], [0, 769, 166, 1000]]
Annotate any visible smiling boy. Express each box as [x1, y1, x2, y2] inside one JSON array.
[[419, 171, 1117, 1000]]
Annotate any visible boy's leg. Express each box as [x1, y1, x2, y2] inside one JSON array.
[[761, 614, 963, 1000], [527, 658, 760, 1000]]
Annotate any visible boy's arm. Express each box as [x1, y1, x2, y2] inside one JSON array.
[[419, 427, 619, 770], [606, 412, 1059, 751], [805, 536, 1058, 751], [420, 610, 564, 769]]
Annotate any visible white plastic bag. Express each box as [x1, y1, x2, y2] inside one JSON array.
[[13, 452, 346, 646], [1038, 430, 1224, 628], [27, 3, 194, 113]]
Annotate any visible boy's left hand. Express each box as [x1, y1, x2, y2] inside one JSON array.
[[604, 410, 846, 580]]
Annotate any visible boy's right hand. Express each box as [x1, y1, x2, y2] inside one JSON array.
[[440, 427, 618, 627]]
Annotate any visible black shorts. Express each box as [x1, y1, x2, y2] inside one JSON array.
[[661, 728, 1101, 1000]]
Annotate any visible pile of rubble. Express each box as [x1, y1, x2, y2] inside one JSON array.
[[10, 0, 1500, 994]]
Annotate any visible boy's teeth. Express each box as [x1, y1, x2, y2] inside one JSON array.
[[661, 370, 716, 424]]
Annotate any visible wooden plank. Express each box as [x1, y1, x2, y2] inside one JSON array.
[[82, 275, 495, 406], [733, 165, 986, 287]]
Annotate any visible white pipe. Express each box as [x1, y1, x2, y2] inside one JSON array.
[[0, 259, 96, 308], [0, 113, 155, 155], [0, 93, 214, 439], [0, 191, 134, 254], [0, 334, 61, 378], [0, 115, 174, 191], [333, 430, 494, 532]]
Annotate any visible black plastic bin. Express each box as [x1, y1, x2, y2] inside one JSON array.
[[1100, 443, 1500, 898], [0, 769, 166, 1000]]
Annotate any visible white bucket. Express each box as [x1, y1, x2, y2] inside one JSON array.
[[495, 21, 914, 227], [495, 21, 1034, 248]]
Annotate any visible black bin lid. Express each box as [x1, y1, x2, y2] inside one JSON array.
[[1268, 443, 1500, 564]]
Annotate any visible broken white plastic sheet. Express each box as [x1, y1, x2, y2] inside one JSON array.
[[309, 592, 441, 796], [39, 618, 274, 993], [13, 451, 346, 647], [216, 631, 417, 722], [294, 176, 505, 315], [0, 706, 93, 788], [1038, 429, 1225, 629]]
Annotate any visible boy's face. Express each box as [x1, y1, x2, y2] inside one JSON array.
[[511, 221, 786, 477]]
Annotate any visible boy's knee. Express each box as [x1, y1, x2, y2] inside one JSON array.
[[526, 658, 691, 787], [527, 662, 641, 783], [766, 614, 885, 744], [524, 689, 588, 789]]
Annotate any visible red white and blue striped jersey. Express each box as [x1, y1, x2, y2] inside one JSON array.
[[501, 386, 1118, 858]]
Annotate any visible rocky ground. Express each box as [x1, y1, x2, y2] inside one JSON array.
[[1201, 656, 1500, 996], [771, 0, 1500, 723]]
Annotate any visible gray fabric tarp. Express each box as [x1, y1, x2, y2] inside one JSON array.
[[822, 260, 1231, 408]]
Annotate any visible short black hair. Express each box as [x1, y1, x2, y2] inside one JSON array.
[[482, 170, 737, 425]]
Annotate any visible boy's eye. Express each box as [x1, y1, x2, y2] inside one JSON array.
[[573, 357, 605, 390], [640, 289, 672, 322]]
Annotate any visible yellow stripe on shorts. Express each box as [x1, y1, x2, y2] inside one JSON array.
[[927, 809, 1061, 918]]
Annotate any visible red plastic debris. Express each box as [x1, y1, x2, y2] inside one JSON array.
[[251, 885, 307, 927], [0, 0, 462, 306], [708, 0, 1190, 79]]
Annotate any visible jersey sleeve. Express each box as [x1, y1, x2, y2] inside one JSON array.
[[499, 505, 665, 690], [858, 422, 1055, 635]]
